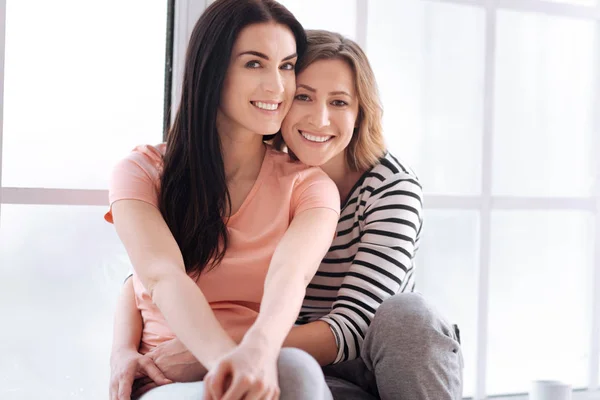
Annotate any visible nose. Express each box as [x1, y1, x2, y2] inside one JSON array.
[[308, 104, 330, 129], [262, 69, 285, 95]]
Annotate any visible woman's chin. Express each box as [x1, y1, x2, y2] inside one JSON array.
[[296, 154, 327, 167], [257, 122, 285, 136]]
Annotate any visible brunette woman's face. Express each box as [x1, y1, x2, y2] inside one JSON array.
[[281, 59, 359, 167], [218, 22, 298, 137]]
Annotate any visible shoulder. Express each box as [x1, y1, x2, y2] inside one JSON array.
[[368, 152, 420, 186], [110, 143, 166, 186], [119, 143, 166, 171], [349, 152, 422, 211], [363, 153, 421, 193], [264, 147, 339, 214], [266, 146, 331, 184]]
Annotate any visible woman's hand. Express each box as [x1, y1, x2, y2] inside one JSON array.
[[203, 340, 280, 400], [109, 348, 172, 400], [147, 338, 208, 382]]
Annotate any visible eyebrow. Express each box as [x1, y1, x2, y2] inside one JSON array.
[[297, 84, 352, 97], [237, 50, 298, 62]]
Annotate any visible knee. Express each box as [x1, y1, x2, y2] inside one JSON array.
[[278, 348, 322, 377], [278, 348, 329, 400], [372, 293, 451, 340], [367, 294, 460, 366]]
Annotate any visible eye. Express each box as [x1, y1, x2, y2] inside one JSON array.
[[280, 62, 295, 71], [331, 100, 348, 107], [294, 94, 311, 101], [245, 60, 261, 68]]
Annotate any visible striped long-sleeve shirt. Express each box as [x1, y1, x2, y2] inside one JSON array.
[[297, 152, 423, 364]]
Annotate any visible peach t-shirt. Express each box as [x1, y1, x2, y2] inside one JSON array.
[[105, 144, 340, 353]]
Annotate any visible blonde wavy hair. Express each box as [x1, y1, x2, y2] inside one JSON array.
[[275, 29, 386, 171]]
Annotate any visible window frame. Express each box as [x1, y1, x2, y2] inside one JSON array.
[[0, 0, 597, 398], [420, 0, 600, 398]]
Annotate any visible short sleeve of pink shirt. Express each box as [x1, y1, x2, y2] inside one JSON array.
[[291, 167, 340, 219], [104, 144, 165, 223]]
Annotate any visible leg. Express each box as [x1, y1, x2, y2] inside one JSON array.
[[362, 293, 464, 400], [323, 359, 378, 400], [325, 375, 378, 400], [140, 348, 332, 400], [278, 348, 333, 400], [137, 381, 205, 400]]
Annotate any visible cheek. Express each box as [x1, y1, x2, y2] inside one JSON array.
[[219, 83, 234, 112], [340, 116, 357, 142], [283, 77, 296, 100], [227, 70, 257, 98], [281, 111, 298, 139], [220, 72, 246, 109]]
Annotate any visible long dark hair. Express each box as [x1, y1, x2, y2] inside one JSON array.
[[160, 0, 306, 278]]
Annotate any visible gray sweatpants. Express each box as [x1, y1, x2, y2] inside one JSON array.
[[138, 347, 332, 400], [323, 293, 464, 400]]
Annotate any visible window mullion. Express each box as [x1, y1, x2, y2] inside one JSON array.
[[475, 1, 497, 398], [0, 0, 6, 223], [355, 0, 368, 51], [170, 0, 212, 122], [587, 15, 600, 393]]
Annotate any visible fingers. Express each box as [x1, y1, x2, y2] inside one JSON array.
[[132, 376, 153, 394], [111, 366, 135, 400], [208, 361, 231, 399], [222, 374, 256, 400], [237, 380, 268, 400], [109, 358, 135, 400], [203, 374, 216, 400], [205, 374, 224, 400], [132, 381, 158, 399], [271, 386, 281, 400], [139, 357, 172, 386], [109, 376, 119, 400], [117, 375, 134, 400]]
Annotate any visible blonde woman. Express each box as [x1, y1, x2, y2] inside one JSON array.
[[277, 30, 463, 399]]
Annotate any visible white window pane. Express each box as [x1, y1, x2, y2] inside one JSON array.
[[415, 210, 479, 398], [487, 211, 594, 395], [369, 2, 485, 195], [493, 12, 596, 197], [278, 0, 356, 41], [544, 0, 597, 5], [2, 1, 167, 189], [0, 205, 131, 399]]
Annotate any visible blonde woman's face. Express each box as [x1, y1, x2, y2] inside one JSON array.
[[281, 59, 359, 167]]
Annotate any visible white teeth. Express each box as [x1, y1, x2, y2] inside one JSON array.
[[252, 101, 279, 111], [300, 131, 332, 143]]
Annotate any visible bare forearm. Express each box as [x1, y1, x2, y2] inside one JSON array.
[[245, 208, 339, 354], [111, 277, 142, 354], [150, 272, 235, 370], [283, 321, 338, 366], [244, 271, 306, 353]]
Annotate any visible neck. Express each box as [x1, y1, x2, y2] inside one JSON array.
[[321, 153, 365, 205], [217, 114, 265, 182]]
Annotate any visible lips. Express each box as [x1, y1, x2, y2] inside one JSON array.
[[251, 101, 280, 111], [299, 130, 333, 143]]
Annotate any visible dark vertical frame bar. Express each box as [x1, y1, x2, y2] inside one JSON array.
[[163, 0, 176, 140]]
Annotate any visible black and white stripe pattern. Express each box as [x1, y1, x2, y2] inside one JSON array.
[[297, 153, 423, 364]]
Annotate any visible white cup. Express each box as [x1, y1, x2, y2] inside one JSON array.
[[529, 380, 572, 400]]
